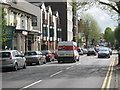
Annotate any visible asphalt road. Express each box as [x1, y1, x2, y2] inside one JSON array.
[[2, 54, 118, 89]]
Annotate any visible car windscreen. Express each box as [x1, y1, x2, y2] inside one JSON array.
[[24, 52, 37, 56], [0, 52, 10, 58], [99, 48, 109, 51], [88, 48, 94, 51]]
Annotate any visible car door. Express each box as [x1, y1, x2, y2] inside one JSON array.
[[12, 51, 21, 67], [37, 51, 42, 62], [16, 51, 25, 67]]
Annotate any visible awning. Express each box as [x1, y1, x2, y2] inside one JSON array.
[[15, 29, 41, 36]]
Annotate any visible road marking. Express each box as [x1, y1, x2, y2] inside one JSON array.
[[101, 59, 113, 89], [20, 80, 42, 90], [106, 58, 115, 88], [101, 57, 115, 89], [76, 63, 81, 65], [50, 70, 63, 77], [66, 66, 73, 70]]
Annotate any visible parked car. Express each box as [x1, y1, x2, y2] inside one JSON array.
[[41, 50, 55, 62], [87, 48, 97, 56], [98, 48, 110, 58], [82, 49, 88, 54], [78, 47, 83, 55], [24, 51, 46, 65], [51, 50, 58, 59], [0, 50, 26, 71], [109, 48, 112, 55]]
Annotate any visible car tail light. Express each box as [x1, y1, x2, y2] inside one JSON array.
[[10, 52, 12, 60], [46, 54, 49, 57]]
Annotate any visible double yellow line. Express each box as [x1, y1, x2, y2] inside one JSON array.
[[101, 57, 116, 90]]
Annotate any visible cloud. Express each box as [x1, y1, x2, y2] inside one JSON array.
[[85, 7, 118, 32]]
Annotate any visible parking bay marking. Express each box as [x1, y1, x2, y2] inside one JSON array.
[[66, 66, 74, 70], [20, 80, 42, 90], [50, 70, 63, 77]]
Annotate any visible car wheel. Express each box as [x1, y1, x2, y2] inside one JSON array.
[[47, 58, 51, 62], [58, 60, 61, 63], [43, 61, 46, 64], [43, 59, 46, 64], [23, 62, 27, 69], [77, 56, 80, 61], [36, 60, 41, 65], [73, 59, 76, 63], [13, 63, 18, 71]]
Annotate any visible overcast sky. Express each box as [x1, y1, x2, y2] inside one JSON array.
[[85, 7, 118, 33]]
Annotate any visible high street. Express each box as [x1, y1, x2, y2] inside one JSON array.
[[2, 54, 118, 89]]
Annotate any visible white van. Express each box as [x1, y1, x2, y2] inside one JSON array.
[[57, 41, 79, 63]]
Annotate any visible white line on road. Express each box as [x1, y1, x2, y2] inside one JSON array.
[[20, 80, 42, 90], [66, 66, 74, 70], [50, 70, 63, 77], [76, 63, 81, 65]]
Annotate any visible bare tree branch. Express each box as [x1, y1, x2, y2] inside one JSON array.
[[99, 1, 120, 14]]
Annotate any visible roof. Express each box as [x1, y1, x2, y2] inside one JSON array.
[[7, 2, 37, 17]]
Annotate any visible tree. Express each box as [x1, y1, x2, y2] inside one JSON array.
[[69, 0, 120, 43], [114, 26, 120, 47], [0, 7, 7, 43], [69, 0, 89, 42], [79, 13, 101, 48], [97, 0, 120, 15], [104, 27, 115, 47], [70, 0, 120, 24]]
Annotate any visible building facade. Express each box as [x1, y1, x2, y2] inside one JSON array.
[[2, 0, 41, 52], [67, 1, 73, 41], [28, 2, 62, 50]]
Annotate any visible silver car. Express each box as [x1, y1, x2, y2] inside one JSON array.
[[24, 51, 46, 65], [0, 50, 26, 71]]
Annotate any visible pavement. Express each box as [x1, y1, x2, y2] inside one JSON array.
[[116, 57, 120, 89], [114, 50, 120, 89]]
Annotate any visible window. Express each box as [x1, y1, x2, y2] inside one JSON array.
[[32, 16, 37, 26], [0, 52, 10, 58], [22, 20, 24, 28], [24, 52, 37, 56]]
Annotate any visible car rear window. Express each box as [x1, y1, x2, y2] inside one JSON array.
[[41, 51, 48, 54], [0, 52, 10, 58], [25, 52, 37, 56]]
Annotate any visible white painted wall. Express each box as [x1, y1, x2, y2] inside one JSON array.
[[67, 1, 73, 41]]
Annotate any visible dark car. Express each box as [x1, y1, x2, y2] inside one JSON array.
[[82, 49, 88, 54], [109, 48, 112, 55], [87, 48, 97, 56], [41, 50, 55, 62], [24, 51, 46, 65], [78, 48, 83, 55], [98, 48, 110, 58]]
